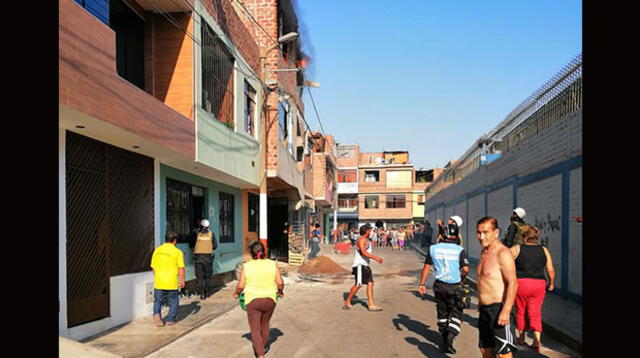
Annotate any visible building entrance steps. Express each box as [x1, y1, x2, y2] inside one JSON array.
[[409, 242, 583, 355]]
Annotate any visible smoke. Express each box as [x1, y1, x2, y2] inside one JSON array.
[[292, 0, 317, 80]]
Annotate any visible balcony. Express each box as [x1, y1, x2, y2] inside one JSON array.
[[337, 182, 358, 194]]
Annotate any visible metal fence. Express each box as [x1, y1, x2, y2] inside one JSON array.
[[425, 53, 582, 200]]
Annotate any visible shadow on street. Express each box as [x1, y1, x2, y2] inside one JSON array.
[[174, 301, 202, 322], [342, 292, 369, 309], [242, 328, 285, 354], [392, 313, 448, 358]]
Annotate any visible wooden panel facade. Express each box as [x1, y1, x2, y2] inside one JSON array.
[[59, 0, 195, 158]]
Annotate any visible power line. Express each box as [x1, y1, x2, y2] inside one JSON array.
[[306, 87, 326, 137]]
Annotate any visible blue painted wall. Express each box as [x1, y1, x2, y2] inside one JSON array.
[[424, 155, 582, 303], [160, 164, 244, 281]]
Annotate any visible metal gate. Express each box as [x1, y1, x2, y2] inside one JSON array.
[[66, 131, 155, 327], [66, 132, 110, 327]]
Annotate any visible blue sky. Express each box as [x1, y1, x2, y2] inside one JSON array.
[[295, 0, 582, 169]]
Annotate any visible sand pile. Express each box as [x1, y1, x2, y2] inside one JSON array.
[[298, 255, 349, 276]]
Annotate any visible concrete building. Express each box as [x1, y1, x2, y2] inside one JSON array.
[[59, 0, 266, 340]]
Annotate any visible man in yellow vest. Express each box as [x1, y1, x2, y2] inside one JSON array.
[[194, 219, 217, 299]]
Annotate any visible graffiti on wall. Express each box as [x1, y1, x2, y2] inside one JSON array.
[[533, 213, 561, 247]]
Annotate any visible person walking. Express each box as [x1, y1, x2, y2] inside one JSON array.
[[371, 228, 379, 247], [193, 219, 217, 299], [343, 224, 384, 311], [233, 241, 284, 358], [476, 217, 519, 358], [308, 223, 322, 259], [151, 231, 185, 327], [398, 228, 406, 250], [391, 228, 399, 250], [418, 221, 470, 354], [503, 207, 528, 248], [510, 225, 556, 352]]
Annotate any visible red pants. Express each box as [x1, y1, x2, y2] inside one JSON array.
[[246, 298, 276, 356], [515, 278, 546, 332]]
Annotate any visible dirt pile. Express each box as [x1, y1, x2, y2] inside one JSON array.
[[298, 255, 349, 276]]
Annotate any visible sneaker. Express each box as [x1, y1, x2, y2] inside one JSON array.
[[153, 314, 164, 327], [166, 321, 177, 326]]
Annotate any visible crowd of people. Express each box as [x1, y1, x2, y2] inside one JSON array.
[[150, 206, 559, 357]]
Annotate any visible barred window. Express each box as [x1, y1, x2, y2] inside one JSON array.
[[244, 81, 256, 136], [248, 192, 259, 233], [202, 23, 235, 127], [219, 192, 235, 242]]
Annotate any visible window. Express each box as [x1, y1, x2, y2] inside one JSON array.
[[244, 81, 256, 136], [202, 23, 235, 127], [296, 146, 304, 162], [74, 0, 110, 25], [338, 195, 358, 208], [278, 101, 288, 142], [338, 170, 357, 183], [416, 170, 434, 183], [219, 192, 235, 242], [387, 195, 406, 208], [248, 192, 259, 233], [364, 170, 380, 183], [364, 195, 379, 209], [166, 179, 205, 243], [110, 0, 145, 91]]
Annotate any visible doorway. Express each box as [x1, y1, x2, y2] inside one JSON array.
[[268, 198, 289, 259]]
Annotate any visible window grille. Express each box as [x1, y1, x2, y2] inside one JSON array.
[[202, 23, 235, 127], [244, 81, 256, 136], [219, 192, 235, 242]]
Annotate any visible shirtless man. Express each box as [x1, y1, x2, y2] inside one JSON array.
[[476, 217, 518, 358]]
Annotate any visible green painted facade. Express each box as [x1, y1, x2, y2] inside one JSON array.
[[193, 0, 262, 188], [160, 164, 244, 281]]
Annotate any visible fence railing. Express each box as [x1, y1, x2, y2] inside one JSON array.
[[425, 53, 582, 201]]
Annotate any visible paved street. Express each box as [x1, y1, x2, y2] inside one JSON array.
[[146, 246, 580, 358]]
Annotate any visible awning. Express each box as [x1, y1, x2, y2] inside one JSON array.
[[329, 212, 358, 220]]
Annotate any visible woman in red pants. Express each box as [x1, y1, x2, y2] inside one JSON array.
[[510, 225, 555, 352], [234, 241, 284, 358]]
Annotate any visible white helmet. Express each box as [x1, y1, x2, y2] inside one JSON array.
[[450, 215, 463, 227], [200, 219, 210, 228], [513, 207, 526, 219]]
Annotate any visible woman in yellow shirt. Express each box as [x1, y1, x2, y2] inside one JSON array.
[[233, 241, 284, 358]]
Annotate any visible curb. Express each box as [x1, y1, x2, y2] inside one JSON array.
[[408, 243, 582, 355]]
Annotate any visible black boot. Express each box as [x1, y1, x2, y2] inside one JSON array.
[[446, 332, 456, 354], [440, 331, 449, 353]]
